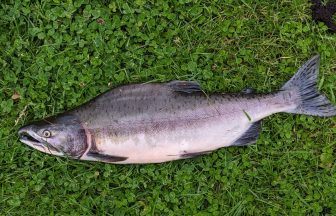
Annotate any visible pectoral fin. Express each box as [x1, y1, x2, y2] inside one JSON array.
[[86, 151, 128, 162]]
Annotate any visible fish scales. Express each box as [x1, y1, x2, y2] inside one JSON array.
[[66, 85, 294, 163]]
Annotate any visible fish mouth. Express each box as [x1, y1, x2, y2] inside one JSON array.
[[18, 127, 63, 156]]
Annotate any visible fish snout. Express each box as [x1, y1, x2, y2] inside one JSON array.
[[18, 125, 32, 140], [18, 125, 42, 145]]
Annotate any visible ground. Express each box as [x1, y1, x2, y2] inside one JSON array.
[[1, 0, 336, 215]]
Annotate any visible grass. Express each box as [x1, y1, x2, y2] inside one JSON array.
[[1, 0, 336, 215]]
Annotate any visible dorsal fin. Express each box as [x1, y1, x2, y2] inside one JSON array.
[[241, 88, 255, 94], [232, 121, 261, 146], [166, 81, 202, 93]]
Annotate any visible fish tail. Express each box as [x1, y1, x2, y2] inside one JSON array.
[[281, 55, 336, 117]]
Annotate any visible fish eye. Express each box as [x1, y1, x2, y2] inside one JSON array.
[[42, 130, 52, 138]]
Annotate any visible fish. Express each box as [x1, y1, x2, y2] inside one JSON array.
[[18, 55, 336, 164]]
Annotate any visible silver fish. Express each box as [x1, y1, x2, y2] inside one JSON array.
[[18, 55, 336, 164]]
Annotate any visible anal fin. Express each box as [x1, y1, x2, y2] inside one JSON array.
[[180, 150, 212, 158], [232, 121, 261, 146]]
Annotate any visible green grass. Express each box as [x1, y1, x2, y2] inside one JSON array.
[[1, 0, 336, 215]]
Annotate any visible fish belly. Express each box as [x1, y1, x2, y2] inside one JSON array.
[[95, 114, 250, 164]]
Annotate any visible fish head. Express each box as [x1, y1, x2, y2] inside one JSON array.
[[18, 114, 89, 159]]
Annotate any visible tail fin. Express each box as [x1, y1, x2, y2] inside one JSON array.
[[281, 55, 336, 117]]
